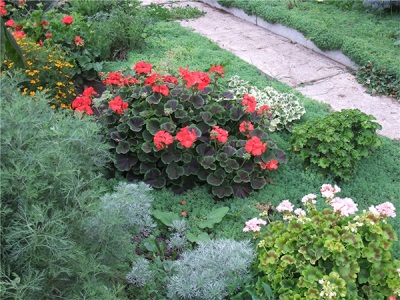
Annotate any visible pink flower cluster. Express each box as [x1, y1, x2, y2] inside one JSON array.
[[369, 202, 396, 218], [243, 218, 267, 232], [330, 197, 358, 217], [276, 200, 294, 213], [301, 193, 317, 204], [294, 208, 306, 216], [320, 184, 341, 199]]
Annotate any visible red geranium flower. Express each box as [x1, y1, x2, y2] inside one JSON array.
[[120, 76, 138, 86], [82, 87, 98, 97], [163, 75, 179, 85], [242, 94, 257, 113], [239, 121, 254, 133], [245, 136, 266, 156], [144, 73, 162, 86], [109, 96, 128, 114], [40, 20, 48, 26], [257, 105, 270, 115], [0, 6, 6, 17], [61, 15, 74, 25], [13, 30, 26, 39], [154, 130, 173, 149], [72, 95, 93, 115], [178, 67, 210, 91], [176, 126, 197, 148], [260, 159, 278, 170], [5, 19, 15, 27], [74, 36, 84, 46], [152, 84, 169, 96], [15, 25, 22, 31], [209, 65, 225, 77], [103, 72, 123, 85], [45, 33, 52, 38], [181, 210, 187, 216], [134, 61, 152, 74], [210, 126, 229, 143]]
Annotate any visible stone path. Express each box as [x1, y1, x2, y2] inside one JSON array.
[[142, 0, 400, 140]]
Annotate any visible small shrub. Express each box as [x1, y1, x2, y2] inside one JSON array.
[[363, 0, 400, 11], [244, 184, 400, 299], [290, 109, 382, 181], [167, 239, 255, 300], [95, 62, 286, 198], [126, 257, 154, 288]]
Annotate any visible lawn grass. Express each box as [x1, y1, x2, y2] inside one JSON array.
[[216, 0, 400, 77], [104, 20, 400, 258]]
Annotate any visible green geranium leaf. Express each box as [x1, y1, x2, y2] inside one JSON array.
[[233, 170, 250, 183], [116, 140, 130, 154], [160, 121, 176, 133], [196, 144, 217, 156], [127, 116, 145, 132], [146, 93, 162, 104], [230, 106, 244, 121], [146, 118, 161, 135], [164, 99, 179, 111], [232, 184, 253, 198], [116, 153, 138, 171], [166, 162, 184, 180], [212, 182, 233, 198], [250, 176, 266, 190], [144, 168, 166, 188], [161, 148, 182, 164], [141, 142, 152, 153], [191, 95, 205, 109], [198, 207, 229, 229], [152, 210, 180, 227], [206, 169, 225, 186]]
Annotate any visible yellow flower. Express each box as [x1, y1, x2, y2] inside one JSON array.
[[30, 80, 36, 84], [37, 86, 43, 90], [30, 91, 35, 96], [22, 88, 28, 95]]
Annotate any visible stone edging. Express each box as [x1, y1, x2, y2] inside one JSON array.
[[198, 0, 358, 70]]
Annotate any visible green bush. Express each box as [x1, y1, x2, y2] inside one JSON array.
[[290, 109, 382, 181], [95, 62, 286, 198]]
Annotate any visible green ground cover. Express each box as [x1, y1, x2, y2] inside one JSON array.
[[216, 0, 400, 98]]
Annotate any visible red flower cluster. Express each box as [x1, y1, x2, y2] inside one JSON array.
[[45, 33, 52, 38], [245, 136, 267, 156], [210, 126, 229, 143], [145, 73, 162, 86], [74, 36, 84, 46], [257, 105, 270, 115], [134, 61, 152, 74], [154, 130, 173, 149], [144, 73, 179, 97], [260, 159, 278, 170], [239, 121, 254, 133], [178, 67, 210, 91], [109, 96, 128, 114], [163, 75, 179, 85], [13, 30, 26, 39], [72, 87, 98, 115], [40, 20, 48, 27], [103, 72, 137, 86], [152, 85, 169, 97], [0, 1, 7, 17], [61, 15, 74, 25], [242, 94, 257, 113], [5, 19, 14, 27], [176, 126, 197, 148], [209, 65, 225, 77]]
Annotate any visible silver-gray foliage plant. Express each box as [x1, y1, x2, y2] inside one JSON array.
[[167, 239, 255, 300], [126, 257, 154, 288], [223, 75, 306, 132]]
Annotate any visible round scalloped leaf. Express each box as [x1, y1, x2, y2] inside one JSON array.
[[209, 103, 224, 116], [199, 156, 216, 170], [196, 144, 217, 156], [250, 128, 269, 140], [161, 148, 182, 164], [233, 170, 250, 183], [127, 116, 145, 132], [160, 121, 176, 133], [110, 130, 127, 142], [188, 125, 202, 138], [216, 152, 228, 162], [146, 93, 162, 104], [116, 154, 138, 171], [181, 93, 190, 102], [146, 118, 161, 135], [141, 142, 152, 153], [164, 99, 179, 111], [182, 152, 192, 164], [212, 183, 233, 199], [200, 86, 212, 95], [117, 123, 129, 133], [222, 91, 234, 99], [174, 109, 188, 119], [275, 149, 287, 163], [116, 140, 130, 154], [191, 95, 205, 109], [230, 106, 244, 121], [222, 145, 236, 157], [142, 129, 154, 143], [251, 176, 266, 190], [170, 87, 183, 96], [200, 111, 216, 126], [144, 168, 166, 188], [232, 184, 253, 198], [166, 162, 184, 180], [206, 169, 225, 186]]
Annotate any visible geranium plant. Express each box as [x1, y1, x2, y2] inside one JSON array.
[[94, 61, 286, 198], [244, 184, 400, 299]]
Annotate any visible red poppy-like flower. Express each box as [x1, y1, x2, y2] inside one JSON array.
[[180, 200, 186, 205], [45, 33, 52, 38], [5, 19, 15, 27], [239, 121, 254, 133], [152, 85, 169, 96], [74, 36, 84, 46], [109, 96, 128, 114], [72, 95, 93, 115], [245, 136, 266, 156], [13, 30, 26, 39], [61, 15, 74, 25], [209, 65, 225, 77], [260, 159, 278, 170], [82, 87, 98, 97], [163, 75, 179, 85], [154, 130, 173, 149], [120, 76, 138, 86], [210, 126, 229, 143], [178, 67, 210, 91], [134, 61, 152, 74], [144, 73, 162, 86], [257, 105, 270, 115], [181, 210, 187, 216], [242, 94, 257, 113], [176, 126, 197, 148], [103, 72, 123, 85]]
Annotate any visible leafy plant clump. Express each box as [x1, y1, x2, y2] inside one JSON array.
[[357, 61, 399, 100], [290, 109, 382, 181], [244, 184, 400, 299], [167, 239, 255, 300], [92, 61, 286, 198]]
